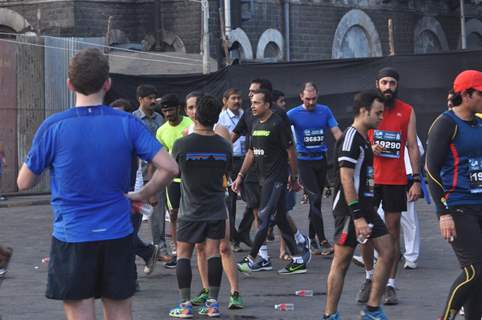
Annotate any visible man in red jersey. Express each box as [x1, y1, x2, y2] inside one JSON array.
[[355, 67, 422, 306]]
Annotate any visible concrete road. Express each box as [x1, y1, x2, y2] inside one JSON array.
[[0, 197, 459, 319]]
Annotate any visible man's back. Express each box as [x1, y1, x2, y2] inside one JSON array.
[[26, 105, 162, 243]]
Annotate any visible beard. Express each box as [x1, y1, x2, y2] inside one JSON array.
[[378, 89, 398, 108]]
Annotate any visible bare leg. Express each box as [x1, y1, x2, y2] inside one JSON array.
[[253, 208, 259, 229], [360, 241, 375, 271], [384, 212, 401, 279], [368, 235, 394, 307], [220, 221, 239, 293], [324, 244, 355, 315], [195, 243, 209, 290], [102, 298, 133, 320], [170, 209, 178, 250], [63, 299, 96, 320]]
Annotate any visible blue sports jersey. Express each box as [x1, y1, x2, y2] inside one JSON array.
[[25, 105, 162, 243], [287, 104, 338, 160], [441, 111, 482, 207]]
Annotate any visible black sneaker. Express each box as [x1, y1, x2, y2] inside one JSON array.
[[278, 261, 307, 275], [250, 257, 273, 272], [164, 255, 177, 269]]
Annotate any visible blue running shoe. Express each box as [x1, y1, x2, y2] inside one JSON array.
[[360, 307, 388, 320], [169, 301, 193, 318], [250, 257, 273, 272], [322, 312, 341, 319]]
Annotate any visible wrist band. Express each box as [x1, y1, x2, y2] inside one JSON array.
[[348, 200, 362, 219], [237, 172, 245, 178]]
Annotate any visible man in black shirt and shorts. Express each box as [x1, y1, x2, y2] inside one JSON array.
[[323, 91, 393, 320], [168, 96, 232, 318], [232, 89, 307, 275]]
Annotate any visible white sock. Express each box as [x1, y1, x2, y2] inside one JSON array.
[[366, 269, 374, 280], [295, 230, 305, 244], [258, 245, 269, 260], [387, 278, 396, 288], [292, 256, 303, 264]]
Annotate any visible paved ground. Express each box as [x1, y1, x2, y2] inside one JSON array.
[[0, 194, 459, 320]]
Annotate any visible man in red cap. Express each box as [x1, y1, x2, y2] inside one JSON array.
[[355, 67, 422, 306], [426, 70, 482, 320]]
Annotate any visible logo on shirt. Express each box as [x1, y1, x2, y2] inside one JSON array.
[[253, 148, 265, 156], [252, 130, 271, 137]]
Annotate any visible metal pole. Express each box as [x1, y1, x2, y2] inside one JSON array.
[[201, 0, 210, 74], [460, 0, 467, 49]]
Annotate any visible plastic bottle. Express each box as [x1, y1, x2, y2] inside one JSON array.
[[295, 289, 314, 297], [357, 223, 374, 244], [132, 201, 154, 218], [274, 303, 294, 311]]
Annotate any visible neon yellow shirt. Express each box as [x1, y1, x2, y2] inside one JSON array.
[[477, 113, 482, 119], [156, 116, 193, 153]]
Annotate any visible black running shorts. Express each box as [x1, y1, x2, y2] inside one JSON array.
[[241, 181, 261, 209], [374, 184, 407, 213], [167, 181, 181, 210], [333, 208, 388, 248], [177, 220, 226, 244], [46, 235, 136, 300]]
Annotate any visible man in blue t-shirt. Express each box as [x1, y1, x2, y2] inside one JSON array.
[[17, 48, 178, 320], [288, 82, 342, 255]]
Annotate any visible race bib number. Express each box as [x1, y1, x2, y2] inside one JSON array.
[[468, 157, 482, 194], [364, 166, 374, 197], [303, 129, 324, 148], [373, 130, 401, 159]]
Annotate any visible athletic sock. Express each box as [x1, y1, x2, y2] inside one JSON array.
[[366, 269, 374, 280], [258, 245, 269, 260], [387, 278, 396, 288], [207, 256, 222, 300], [295, 230, 305, 244], [176, 258, 192, 302]]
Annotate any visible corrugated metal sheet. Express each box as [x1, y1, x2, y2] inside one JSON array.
[[16, 35, 48, 193], [44, 37, 105, 115], [0, 40, 17, 193]]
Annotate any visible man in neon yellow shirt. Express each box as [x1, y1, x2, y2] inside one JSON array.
[[156, 94, 193, 268]]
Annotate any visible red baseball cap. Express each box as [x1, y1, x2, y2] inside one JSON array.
[[453, 70, 482, 93]]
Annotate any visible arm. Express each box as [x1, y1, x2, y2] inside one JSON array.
[[330, 126, 343, 141], [287, 145, 301, 191], [406, 110, 422, 201], [17, 164, 41, 190], [127, 148, 178, 202], [231, 149, 254, 193], [425, 114, 457, 241]]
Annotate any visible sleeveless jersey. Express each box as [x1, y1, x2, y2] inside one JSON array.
[[368, 99, 412, 185], [441, 111, 482, 207]]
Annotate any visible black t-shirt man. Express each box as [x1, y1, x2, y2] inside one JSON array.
[[250, 112, 292, 183], [172, 133, 233, 222]]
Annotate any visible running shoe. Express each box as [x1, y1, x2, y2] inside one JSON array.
[[228, 291, 244, 309], [323, 312, 341, 320], [237, 257, 253, 273], [169, 301, 193, 318], [356, 279, 372, 304], [251, 257, 273, 272], [403, 260, 417, 270], [191, 288, 209, 306], [320, 240, 334, 256], [352, 255, 366, 268], [143, 244, 160, 275], [383, 286, 398, 305], [164, 255, 177, 269], [299, 235, 312, 265], [278, 261, 307, 275], [360, 307, 388, 320], [198, 299, 220, 317], [231, 242, 242, 253]]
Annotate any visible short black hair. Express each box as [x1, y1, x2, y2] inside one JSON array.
[[110, 98, 132, 111], [353, 90, 383, 116], [272, 90, 285, 102], [136, 84, 158, 99], [250, 78, 273, 92], [186, 90, 204, 102], [253, 89, 272, 106], [196, 95, 223, 127]]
